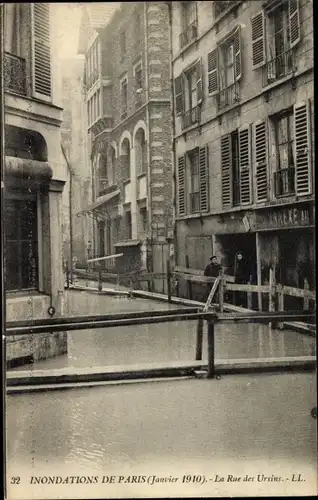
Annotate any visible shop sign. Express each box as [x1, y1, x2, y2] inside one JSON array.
[[255, 205, 314, 231]]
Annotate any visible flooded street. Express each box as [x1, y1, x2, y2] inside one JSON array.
[[6, 290, 317, 498]]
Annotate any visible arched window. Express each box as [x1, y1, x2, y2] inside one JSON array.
[[135, 128, 147, 176], [120, 138, 130, 181]]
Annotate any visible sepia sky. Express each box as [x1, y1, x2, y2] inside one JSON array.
[[51, 3, 82, 59]]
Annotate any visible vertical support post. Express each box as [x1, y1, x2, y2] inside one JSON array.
[[195, 314, 203, 361], [166, 259, 172, 303], [98, 269, 102, 292], [185, 254, 193, 300], [66, 261, 70, 289], [269, 267, 276, 328], [207, 321, 215, 378], [218, 268, 224, 312], [277, 283, 285, 330], [304, 278, 309, 311], [247, 275, 252, 310], [256, 232, 262, 311]]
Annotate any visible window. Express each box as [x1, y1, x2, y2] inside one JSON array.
[[272, 110, 295, 197], [134, 63, 142, 90], [214, 1, 237, 18], [134, 12, 141, 47], [221, 127, 252, 208], [180, 2, 197, 48], [207, 27, 241, 109], [177, 146, 209, 216], [124, 210, 132, 240], [4, 4, 21, 55], [4, 196, 38, 291], [139, 207, 148, 233], [120, 30, 126, 61], [31, 3, 52, 100], [185, 66, 197, 111], [174, 60, 203, 129], [121, 77, 128, 119], [251, 0, 300, 84]]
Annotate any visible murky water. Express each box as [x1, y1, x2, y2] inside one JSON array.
[[13, 290, 315, 371], [6, 290, 317, 498]]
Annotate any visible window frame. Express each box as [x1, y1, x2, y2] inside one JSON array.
[[120, 75, 128, 119]]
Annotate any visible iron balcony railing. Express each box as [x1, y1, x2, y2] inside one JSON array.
[[179, 20, 198, 49], [4, 52, 27, 96], [263, 48, 296, 87], [274, 167, 296, 197], [216, 82, 240, 110], [182, 105, 201, 130]]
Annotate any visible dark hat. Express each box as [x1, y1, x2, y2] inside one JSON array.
[[210, 255, 217, 260]]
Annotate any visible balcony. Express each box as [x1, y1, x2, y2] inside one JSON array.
[[263, 48, 296, 87], [179, 21, 198, 49], [4, 52, 26, 96], [274, 167, 295, 197], [181, 105, 201, 130], [216, 82, 240, 111], [90, 116, 113, 139]]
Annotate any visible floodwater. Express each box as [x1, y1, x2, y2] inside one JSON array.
[[6, 290, 317, 498], [12, 289, 315, 371]]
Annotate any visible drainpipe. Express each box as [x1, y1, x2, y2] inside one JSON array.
[[167, 2, 178, 268], [144, 2, 153, 268], [61, 143, 74, 282]]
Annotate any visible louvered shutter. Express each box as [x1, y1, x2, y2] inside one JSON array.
[[289, 0, 300, 48], [207, 48, 219, 96], [31, 4, 52, 99], [199, 145, 209, 212], [177, 156, 186, 216], [234, 26, 242, 81], [239, 126, 252, 205], [221, 135, 232, 208], [175, 75, 184, 116], [196, 59, 203, 105], [254, 121, 268, 202], [251, 11, 265, 69], [294, 101, 312, 195]]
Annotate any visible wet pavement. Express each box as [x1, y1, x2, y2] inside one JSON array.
[[6, 290, 317, 498]]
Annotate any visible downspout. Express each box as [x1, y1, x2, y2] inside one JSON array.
[[167, 2, 178, 268], [144, 2, 153, 269], [61, 143, 74, 282]]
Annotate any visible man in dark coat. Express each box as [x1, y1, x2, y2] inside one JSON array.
[[204, 255, 222, 302], [234, 252, 250, 306]]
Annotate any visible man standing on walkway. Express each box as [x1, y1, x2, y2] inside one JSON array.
[[234, 252, 250, 307], [204, 255, 222, 302]]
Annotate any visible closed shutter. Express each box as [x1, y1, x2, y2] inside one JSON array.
[[294, 101, 312, 195], [177, 155, 186, 216], [199, 145, 209, 212], [239, 126, 252, 205], [221, 135, 232, 208], [251, 11, 265, 69], [31, 3, 52, 99], [207, 48, 219, 96], [196, 58, 203, 104], [289, 0, 300, 48], [254, 121, 268, 202], [175, 75, 184, 116], [234, 26, 242, 81]]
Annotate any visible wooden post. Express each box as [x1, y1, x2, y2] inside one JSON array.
[[195, 315, 203, 360], [185, 254, 193, 300], [304, 278, 309, 311], [269, 267, 276, 328], [256, 232, 262, 311], [277, 283, 285, 330], [207, 321, 215, 379], [98, 270, 102, 292], [218, 268, 224, 312], [247, 275, 252, 310], [166, 259, 172, 303], [65, 261, 70, 289]]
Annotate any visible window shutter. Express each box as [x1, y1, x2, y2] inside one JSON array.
[[254, 121, 268, 202], [207, 48, 219, 96], [177, 155, 186, 216], [289, 0, 300, 48], [199, 145, 209, 212], [196, 58, 203, 105], [31, 3, 52, 100], [251, 11, 265, 69], [175, 75, 184, 116], [221, 134, 232, 208], [239, 126, 252, 205], [294, 101, 312, 195], [234, 26, 242, 81]]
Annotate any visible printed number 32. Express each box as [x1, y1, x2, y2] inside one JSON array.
[[11, 477, 20, 484]]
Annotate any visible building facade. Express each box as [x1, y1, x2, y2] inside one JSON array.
[[171, 0, 314, 300], [4, 4, 67, 363], [77, 2, 174, 280]]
